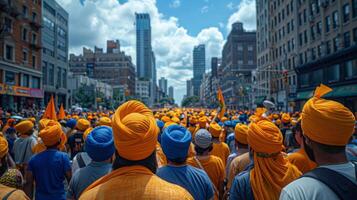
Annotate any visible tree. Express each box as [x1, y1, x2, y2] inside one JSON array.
[[74, 84, 95, 109], [181, 96, 200, 107]]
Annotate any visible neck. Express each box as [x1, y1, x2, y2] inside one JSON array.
[[167, 160, 187, 167], [212, 138, 220, 143], [315, 152, 348, 166]]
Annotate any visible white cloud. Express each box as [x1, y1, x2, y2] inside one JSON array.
[[169, 0, 180, 8], [58, 0, 224, 105], [227, 0, 256, 31], [226, 2, 236, 10], [201, 5, 209, 14]]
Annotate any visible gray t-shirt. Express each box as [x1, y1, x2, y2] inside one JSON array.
[[13, 136, 37, 164], [67, 162, 112, 199], [280, 162, 356, 200]]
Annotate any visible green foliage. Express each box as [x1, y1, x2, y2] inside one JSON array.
[[74, 84, 95, 108], [181, 96, 200, 107]]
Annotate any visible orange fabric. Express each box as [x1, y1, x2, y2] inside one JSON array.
[[0, 184, 30, 200], [80, 165, 193, 200], [198, 118, 207, 128], [171, 117, 180, 123], [164, 121, 177, 128], [301, 84, 356, 146], [187, 156, 225, 197], [14, 120, 34, 134], [0, 136, 8, 158], [39, 119, 50, 131], [227, 152, 250, 190], [287, 148, 317, 174], [32, 141, 47, 154], [187, 143, 195, 158], [38, 121, 63, 146], [209, 123, 222, 137], [234, 123, 248, 144], [281, 113, 291, 124], [247, 120, 302, 200], [210, 142, 230, 167], [43, 95, 57, 120], [76, 119, 90, 131], [112, 100, 159, 161], [83, 127, 93, 140], [161, 116, 171, 123], [57, 104, 66, 120], [156, 143, 167, 168], [98, 117, 111, 127], [217, 88, 226, 119]]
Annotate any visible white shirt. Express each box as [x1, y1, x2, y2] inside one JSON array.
[[280, 162, 356, 200]]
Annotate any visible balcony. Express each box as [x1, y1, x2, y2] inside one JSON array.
[[0, 0, 21, 18]]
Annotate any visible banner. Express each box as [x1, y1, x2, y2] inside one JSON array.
[[0, 84, 43, 98]]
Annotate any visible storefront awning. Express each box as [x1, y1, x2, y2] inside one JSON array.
[[297, 85, 357, 100]]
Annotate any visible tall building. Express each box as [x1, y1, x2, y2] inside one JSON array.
[[211, 57, 219, 77], [221, 22, 256, 109], [42, 0, 69, 107], [69, 40, 136, 98], [168, 86, 174, 100], [186, 79, 193, 97], [159, 77, 168, 95], [136, 13, 156, 106], [256, 0, 357, 112], [0, 0, 43, 111], [192, 44, 205, 96]]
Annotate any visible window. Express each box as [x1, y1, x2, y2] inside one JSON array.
[[49, 64, 54, 86], [57, 67, 62, 88], [44, 2, 55, 16], [299, 33, 303, 46], [353, 0, 357, 18], [237, 46, 243, 51], [23, 50, 28, 63], [62, 69, 67, 88], [4, 17, 12, 33], [312, 69, 323, 85], [287, 22, 290, 33], [300, 73, 309, 87], [248, 46, 253, 51], [22, 28, 28, 41], [333, 37, 339, 51], [345, 59, 357, 78], [317, 21, 322, 34], [344, 31, 351, 47], [327, 64, 340, 82], [318, 45, 322, 57], [22, 6, 28, 18], [292, 38, 295, 50], [5, 71, 15, 85], [32, 77, 40, 89], [42, 62, 47, 85], [311, 48, 316, 60], [32, 55, 36, 68], [311, 25, 315, 40], [291, 19, 294, 30], [43, 17, 55, 31], [354, 28, 357, 42], [22, 74, 29, 87], [326, 41, 331, 54], [332, 11, 339, 28], [32, 12, 37, 22], [299, 53, 304, 64], [299, 13, 302, 25], [58, 27, 66, 38], [32, 33, 37, 44], [303, 9, 307, 23], [5, 44, 14, 61], [304, 30, 308, 44], [325, 16, 330, 32], [343, 4, 350, 22]]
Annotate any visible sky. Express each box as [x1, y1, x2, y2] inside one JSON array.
[[58, 0, 257, 105]]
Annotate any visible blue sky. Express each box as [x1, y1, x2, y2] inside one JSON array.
[[60, 0, 256, 105]]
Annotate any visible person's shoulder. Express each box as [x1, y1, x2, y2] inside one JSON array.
[[153, 176, 193, 199], [7, 189, 30, 200], [156, 166, 171, 175], [281, 176, 324, 199]]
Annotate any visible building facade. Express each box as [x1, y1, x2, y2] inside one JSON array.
[[42, 0, 69, 107], [221, 22, 256, 109], [135, 79, 150, 105], [192, 44, 205, 96], [0, 0, 43, 111], [69, 40, 136, 100], [168, 86, 174, 100], [186, 79, 193, 97], [159, 77, 168, 95]]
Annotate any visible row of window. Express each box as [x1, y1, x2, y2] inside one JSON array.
[[300, 58, 357, 88], [4, 71, 40, 89], [4, 44, 37, 68], [42, 62, 67, 88], [21, 27, 38, 44]]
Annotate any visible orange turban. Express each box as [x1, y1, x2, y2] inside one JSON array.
[[209, 123, 222, 137], [0, 136, 8, 158], [39, 121, 63, 147], [234, 123, 248, 144], [76, 119, 90, 131], [83, 127, 93, 140], [275, 119, 281, 126], [248, 120, 301, 200], [164, 121, 177, 129], [15, 120, 34, 134], [198, 117, 206, 128], [189, 117, 197, 125], [112, 100, 159, 161], [161, 116, 171, 123], [171, 117, 180, 124], [281, 113, 291, 124], [220, 117, 228, 123], [27, 117, 36, 124], [302, 84, 356, 146], [39, 119, 51, 131], [98, 117, 112, 127]]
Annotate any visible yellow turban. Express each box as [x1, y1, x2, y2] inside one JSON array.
[[161, 116, 171, 123], [164, 121, 177, 129], [221, 117, 228, 123], [83, 127, 93, 140], [198, 117, 206, 128], [39, 121, 63, 147], [76, 119, 90, 131], [0, 136, 8, 158], [281, 113, 291, 124], [302, 84, 356, 146], [39, 119, 51, 131], [248, 120, 301, 200], [27, 117, 36, 124], [189, 117, 197, 125], [15, 120, 34, 134], [234, 123, 248, 144], [171, 117, 180, 124], [275, 119, 282, 126], [199, 111, 205, 117], [273, 114, 279, 119], [209, 123, 222, 137], [112, 100, 159, 161], [98, 117, 112, 127]]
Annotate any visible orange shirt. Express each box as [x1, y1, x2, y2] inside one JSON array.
[[227, 152, 250, 189], [187, 155, 225, 193], [287, 148, 317, 174], [156, 143, 167, 168], [0, 184, 29, 200], [210, 142, 230, 167], [80, 165, 193, 200]]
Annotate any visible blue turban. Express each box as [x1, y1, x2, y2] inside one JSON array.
[[161, 125, 192, 162], [85, 126, 115, 162], [232, 120, 240, 127], [218, 122, 224, 127], [157, 120, 164, 129], [66, 119, 77, 129], [224, 121, 234, 128], [239, 114, 248, 122]]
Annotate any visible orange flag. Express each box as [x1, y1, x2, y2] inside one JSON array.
[[217, 88, 226, 119], [57, 104, 65, 120], [43, 95, 57, 120]]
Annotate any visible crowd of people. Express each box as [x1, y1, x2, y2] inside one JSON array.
[[0, 84, 356, 200]]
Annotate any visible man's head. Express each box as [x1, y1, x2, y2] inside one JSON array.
[[209, 122, 222, 139], [84, 126, 115, 162], [76, 118, 90, 132], [39, 121, 65, 149], [194, 129, 213, 155], [301, 84, 355, 163], [97, 117, 112, 127], [15, 120, 34, 136], [65, 118, 77, 129], [161, 125, 192, 164], [234, 123, 249, 149]]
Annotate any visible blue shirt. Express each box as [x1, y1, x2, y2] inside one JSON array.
[[157, 165, 214, 200], [229, 170, 254, 200], [67, 162, 112, 199], [28, 149, 71, 200]]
